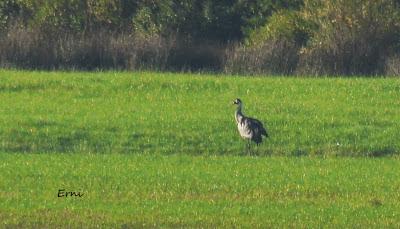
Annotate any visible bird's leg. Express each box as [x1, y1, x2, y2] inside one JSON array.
[[255, 143, 259, 156], [243, 141, 248, 155], [247, 139, 251, 155]]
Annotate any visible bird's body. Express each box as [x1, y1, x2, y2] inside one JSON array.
[[233, 98, 268, 146]]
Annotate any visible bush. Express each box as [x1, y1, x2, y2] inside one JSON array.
[[168, 40, 225, 72], [246, 10, 311, 47], [298, 0, 400, 75], [385, 55, 400, 77], [224, 39, 299, 75], [0, 23, 174, 70], [0, 22, 226, 71], [224, 10, 308, 75], [2, 0, 400, 75]]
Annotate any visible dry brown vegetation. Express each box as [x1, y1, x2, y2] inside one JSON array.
[[0, 0, 400, 76]]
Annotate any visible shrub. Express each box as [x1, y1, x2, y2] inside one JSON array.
[[246, 10, 312, 47], [2, 0, 400, 75], [224, 39, 299, 75], [224, 10, 307, 75], [168, 40, 225, 72], [0, 23, 174, 70], [385, 55, 400, 77], [0, 22, 226, 72], [297, 0, 400, 75]]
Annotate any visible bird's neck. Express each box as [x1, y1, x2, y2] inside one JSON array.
[[235, 104, 243, 123]]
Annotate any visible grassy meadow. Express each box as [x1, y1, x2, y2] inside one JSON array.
[[1, 69, 400, 227], [1, 154, 400, 228], [0, 70, 399, 156]]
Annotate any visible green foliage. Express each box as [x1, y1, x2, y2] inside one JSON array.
[[234, 0, 400, 75], [0, 0, 302, 40], [2, 0, 400, 74], [132, 1, 178, 36], [132, 6, 159, 35], [299, 0, 400, 74], [84, 0, 128, 30], [1, 154, 400, 227], [236, 0, 303, 38], [0, 0, 20, 30], [0, 70, 399, 156], [246, 10, 312, 46], [33, 0, 86, 32]]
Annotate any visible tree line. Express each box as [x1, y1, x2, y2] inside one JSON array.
[[1, 0, 399, 76]]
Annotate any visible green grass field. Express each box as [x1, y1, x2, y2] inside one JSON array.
[[0, 70, 399, 156], [1, 70, 400, 227], [1, 154, 400, 228]]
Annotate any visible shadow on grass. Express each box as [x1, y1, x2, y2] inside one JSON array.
[[366, 147, 397, 157], [1, 126, 398, 157]]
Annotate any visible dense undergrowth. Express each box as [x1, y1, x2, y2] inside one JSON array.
[[1, 0, 399, 75]]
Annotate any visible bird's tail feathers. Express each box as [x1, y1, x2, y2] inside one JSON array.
[[261, 128, 269, 138]]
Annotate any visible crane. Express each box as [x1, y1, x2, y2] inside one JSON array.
[[233, 98, 268, 153]]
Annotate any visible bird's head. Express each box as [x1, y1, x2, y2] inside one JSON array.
[[233, 98, 242, 105]]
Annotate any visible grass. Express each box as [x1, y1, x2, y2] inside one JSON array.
[[1, 153, 400, 228], [0, 70, 399, 156], [1, 69, 400, 227]]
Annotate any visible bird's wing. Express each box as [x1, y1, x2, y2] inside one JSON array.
[[246, 117, 268, 137]]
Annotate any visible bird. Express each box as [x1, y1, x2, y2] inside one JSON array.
[[233, 98, 268, 153]]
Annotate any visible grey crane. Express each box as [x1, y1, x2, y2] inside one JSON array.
[[233, 98, 268, 152]]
